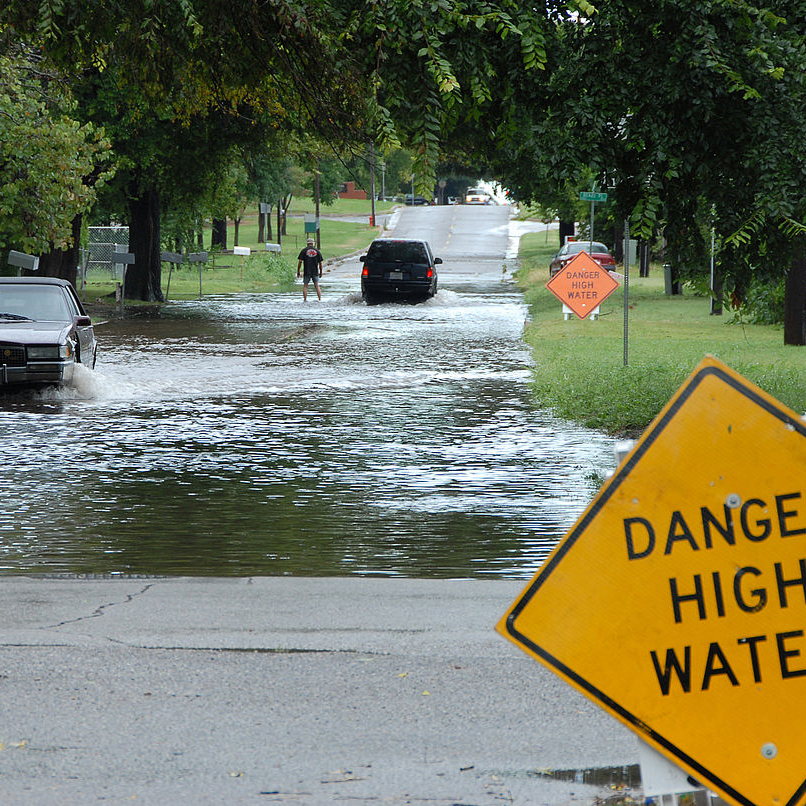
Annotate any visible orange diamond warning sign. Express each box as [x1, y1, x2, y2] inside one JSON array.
[[497, 356, 806, 806], [545, 250, 619, 319]]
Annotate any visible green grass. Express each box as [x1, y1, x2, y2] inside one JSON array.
[[517, 232, 806, 435], [288, 197, 398, 216], [229, 198, 396, 252]]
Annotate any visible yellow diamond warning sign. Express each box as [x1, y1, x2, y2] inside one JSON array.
[[545, 250, 619, 319], [497, 356, 806, 806]]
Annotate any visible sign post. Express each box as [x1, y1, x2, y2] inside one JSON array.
[[160, 251, 183, 301], [580, 189, 607, 252], [498, 355, 806, 806], [623, 220, 630, 366]]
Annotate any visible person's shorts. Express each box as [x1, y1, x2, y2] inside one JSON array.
[[303, 272, 320, 284]]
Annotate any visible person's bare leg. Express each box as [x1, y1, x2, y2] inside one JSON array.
[[313, 279, 321, 300], [303, 280, 308, 301]]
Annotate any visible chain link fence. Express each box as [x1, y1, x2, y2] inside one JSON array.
[[80, 226, 130, 283]]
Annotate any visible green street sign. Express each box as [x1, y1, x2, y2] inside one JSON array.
[[580, 191, 608, 202]]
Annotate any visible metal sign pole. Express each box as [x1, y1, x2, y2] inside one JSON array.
[[623, 219, 630, 367], [710, 226, 715, 312], [580, 189, 606, 249], [709, 205, 718, 315]]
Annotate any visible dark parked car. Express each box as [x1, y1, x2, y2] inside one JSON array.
[[404, 194, 431, 206], [360, 238, 441, 304], [549, 240, 617, 277], [0, 277, 97, 387]]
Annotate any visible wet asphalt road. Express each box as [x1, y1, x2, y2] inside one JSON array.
[[0, 207, 642, 803], [0, 576, 640, 805]]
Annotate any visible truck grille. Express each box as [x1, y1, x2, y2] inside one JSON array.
[[0, 344, 26, 367]]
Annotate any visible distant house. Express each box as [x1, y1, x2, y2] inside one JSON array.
[[338, 181, 367, 200]]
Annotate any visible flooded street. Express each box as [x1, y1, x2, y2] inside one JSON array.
[[0, 206, 613, 578]]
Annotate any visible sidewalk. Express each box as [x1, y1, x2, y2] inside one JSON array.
[[0, 576, 640, 805]]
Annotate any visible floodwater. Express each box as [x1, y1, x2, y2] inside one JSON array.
[[0, 213, 613, 578]]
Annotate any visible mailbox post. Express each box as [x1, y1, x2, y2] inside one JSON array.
[[113, 248, 135, 314], [7, 250, 39, 276], [161, 251, 184, 300], [187, 252, 208, 299], [233, 245, 250, 280]]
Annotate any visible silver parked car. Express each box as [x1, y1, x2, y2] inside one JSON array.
[[0, 277, 97, 387]]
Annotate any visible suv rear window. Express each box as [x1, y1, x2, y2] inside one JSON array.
[[367, 241, 429, 264]]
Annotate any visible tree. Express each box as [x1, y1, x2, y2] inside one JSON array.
[[485, 0, 806, 343], [301, 155, 343, 206], [348, 0, 560, 194], [2, 0, 371, 298], [0, 45, 112, 280], [244, 150, 295, 242]]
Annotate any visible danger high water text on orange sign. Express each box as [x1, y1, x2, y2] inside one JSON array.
[[545, 250, 619, 319]]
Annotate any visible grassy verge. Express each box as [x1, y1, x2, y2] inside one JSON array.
[[517, 231, 806, 435], [81, 204, 386, 304], [289, 197, 398, 216]]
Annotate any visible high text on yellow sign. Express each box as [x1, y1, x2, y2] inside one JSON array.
[[497, 355, 806, 806]]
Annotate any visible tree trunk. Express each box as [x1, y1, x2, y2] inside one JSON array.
[[282, 193, 293, 235], [711, 270, 723, 316], [126, 187, 164, 302], [612, 223, 623, 262], [558, 220, 574, 248], [258, 207, 265, 242], [211, 218, 227, 249], [233, 217, 241, 247], [784, 242, 806, 346], [36, 215, 81, 288], [639, 241, 650, 277]]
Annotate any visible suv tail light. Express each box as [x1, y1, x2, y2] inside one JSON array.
[[362, 267, 369, 277], [427, 267, 433, 278]]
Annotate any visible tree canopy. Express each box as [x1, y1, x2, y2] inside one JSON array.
[[2, 0, 806, 340], [0, 45, 112, 257]]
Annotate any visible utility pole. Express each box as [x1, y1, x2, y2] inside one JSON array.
[[370, 143, 376, 227], [315, 162, 321, 250]]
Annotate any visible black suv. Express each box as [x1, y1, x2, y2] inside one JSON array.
[[360, 239, 441, 304]]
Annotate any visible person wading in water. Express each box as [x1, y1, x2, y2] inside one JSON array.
[[297, 238, 323, 301]]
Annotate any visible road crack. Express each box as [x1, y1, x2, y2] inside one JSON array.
[[44, 583, 154, 629]]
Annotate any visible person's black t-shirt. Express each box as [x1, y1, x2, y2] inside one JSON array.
[[298, 247, 322, 277]]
